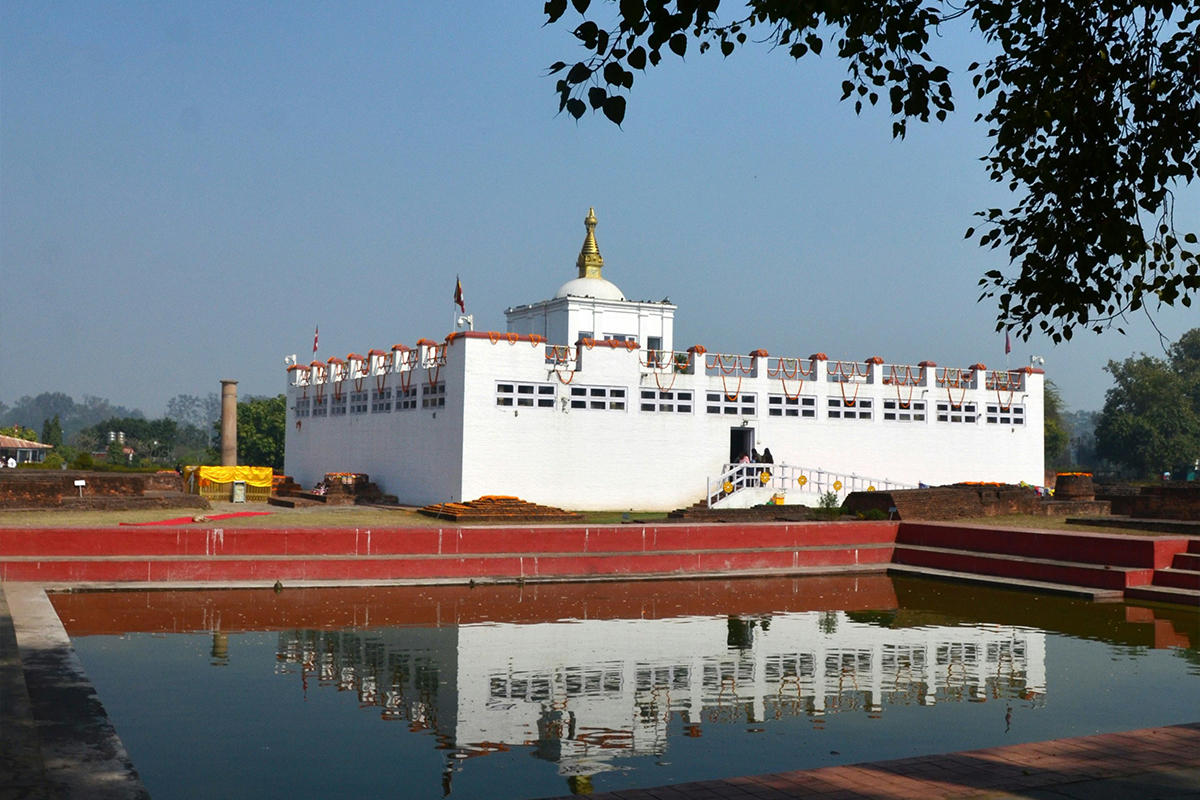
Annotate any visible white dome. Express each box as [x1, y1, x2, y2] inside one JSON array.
[[554, 276, 626, 301]]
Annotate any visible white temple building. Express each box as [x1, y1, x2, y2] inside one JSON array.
[[283, 209, 1045, 510]]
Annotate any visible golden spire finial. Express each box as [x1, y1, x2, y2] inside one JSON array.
[[576, 207, 604, 279]]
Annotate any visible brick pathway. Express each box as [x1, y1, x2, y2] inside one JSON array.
[[548, 722, 1200, 799]]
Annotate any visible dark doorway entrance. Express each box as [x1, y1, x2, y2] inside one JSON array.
[[729, 427, 755, 464]]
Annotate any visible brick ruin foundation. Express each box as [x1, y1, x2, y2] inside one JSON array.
[[0, 471, 208, 511], [843, 484, 1110, 521]]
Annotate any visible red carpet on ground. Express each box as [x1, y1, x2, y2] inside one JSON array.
[[118, 511, 272, 526]]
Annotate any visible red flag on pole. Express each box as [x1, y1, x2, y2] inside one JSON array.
[[1005, 330, 1012, 355], [313, 326, 319, 355], [453, 277, 466, 313]]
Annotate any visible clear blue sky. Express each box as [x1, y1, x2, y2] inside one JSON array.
[[2, 2, 1196, 415]]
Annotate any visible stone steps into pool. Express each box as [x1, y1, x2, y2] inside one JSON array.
[[1124, 538, 1200, 606], [887, 522, 1191, 598], [0, 523, 898, 585], [886, 564, 1125, 600], [895, 522, 1188, 569], [890, 544, 1154, 590]]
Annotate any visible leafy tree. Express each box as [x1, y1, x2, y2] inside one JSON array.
[[544, 0, 1200, 341], [41, 415, 63, 449], [106, 438, 126, 465], [231, 395, 287, 471], [1043, 381, 1069, 468], [1095, 328, 1200, 477], [0, 425, 37, 442]]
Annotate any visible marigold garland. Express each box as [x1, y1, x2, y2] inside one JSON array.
[[653, 368, 679, 392], [839, 380, 860, 407], [722, 374, 743, 402]]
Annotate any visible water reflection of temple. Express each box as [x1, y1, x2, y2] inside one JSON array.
[[274, 612, 1046, 781]]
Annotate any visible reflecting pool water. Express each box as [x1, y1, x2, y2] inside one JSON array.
[[59, 576, 1199, 800]]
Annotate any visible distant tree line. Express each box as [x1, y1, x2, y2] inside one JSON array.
[[1094, 329, 1200, 479], [0, 391, 224, 470]]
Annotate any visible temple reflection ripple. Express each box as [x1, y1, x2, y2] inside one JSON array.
[[273, 611, 1046, 784]]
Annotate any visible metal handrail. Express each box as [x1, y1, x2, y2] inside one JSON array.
[[706, 462, 917, 508]]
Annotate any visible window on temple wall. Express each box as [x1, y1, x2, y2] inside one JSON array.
[[936, 401, 977, 423], [311, 396, 328, 417], [705, 392, 756, 416], [570, 386, 627, 411], [639, 389, 692, 413], [767, 394, 816, 418], [828, 397, 873, 420], [330, 393, 348, 416], [294, 398, 311, 418], [882, 399, 926, 422], [349, 391, 369, 414], [371, 388, 392, 413], [422, 383, 446, 409], [647, 336, 662, 352], [395, 387, 417, 410], [496, 382, 554, 408], [985, 404, 1024, 425]]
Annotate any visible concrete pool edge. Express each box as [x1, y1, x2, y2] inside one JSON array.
[[1, 583, 149, 800]]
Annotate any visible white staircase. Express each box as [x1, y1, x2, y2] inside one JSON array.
[[706, 463, 916, 509]]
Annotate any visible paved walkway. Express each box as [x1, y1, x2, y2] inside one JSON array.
[[551, 723, 1200, 799], [1, 584, 149, 800]]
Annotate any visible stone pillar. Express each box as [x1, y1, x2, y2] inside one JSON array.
[[220, 380, 238, 467]]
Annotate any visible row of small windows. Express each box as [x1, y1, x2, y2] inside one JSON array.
[[422, 383, 445, 408], [883, 399, 926, 422], [828, 397, 873, 420], [294, 385, 436, 417], [572, 386, 626, 411], [986, 404, 1025, 425], [768, 395, 816, 418], [936, 401, 977, 424], [706, 392, 756, 416], [642, 389, 693, 413], [297, 386, 1024, 426], [496, 382, 554, 408]]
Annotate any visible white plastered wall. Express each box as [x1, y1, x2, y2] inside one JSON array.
[[505, 298, 676, 350], [457, 339, 1044, 511], [283, 350, 466, 506], [284, 337, 1043, 511]]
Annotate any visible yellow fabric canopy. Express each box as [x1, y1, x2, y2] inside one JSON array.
[[184, 465, 274, 489]]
